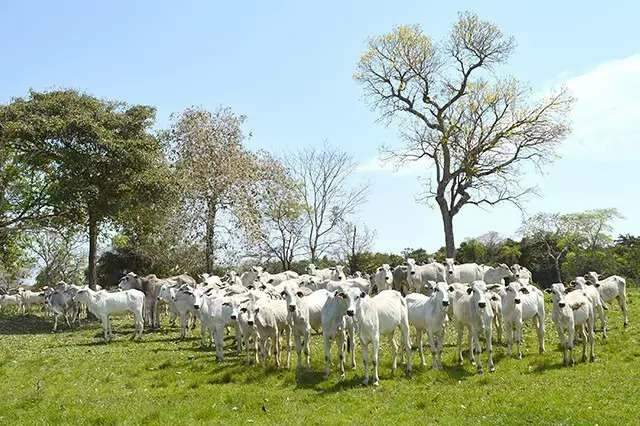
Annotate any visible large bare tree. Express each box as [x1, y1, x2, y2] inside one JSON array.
[[335, 220, 376, 273], [289, 145, 368, 262], [355, 12, 573, 257]]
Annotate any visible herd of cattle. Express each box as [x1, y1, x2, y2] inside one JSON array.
[[0, 259, 629, 386]]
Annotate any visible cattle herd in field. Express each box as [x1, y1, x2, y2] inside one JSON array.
[[0, 259, 629, 386]]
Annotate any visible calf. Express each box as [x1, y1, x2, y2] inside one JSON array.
[[172, 285, 202, 338], [510, 264, 532, 283], [585, 271, 628, 328], [356, 289, 412, 385], [548, 283, 595, 366], [483, 264, 514, 285], [0, 294, 22, 313], [406, 282, 449, 369], [451, 281, 495, 374]]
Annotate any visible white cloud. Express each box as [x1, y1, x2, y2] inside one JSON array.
[[561, 54, 640, 161]]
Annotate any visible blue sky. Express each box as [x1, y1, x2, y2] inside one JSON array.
[[1, 1, 638, 253]]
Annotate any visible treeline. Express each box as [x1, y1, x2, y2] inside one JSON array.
[[1, 90, 636, 291]]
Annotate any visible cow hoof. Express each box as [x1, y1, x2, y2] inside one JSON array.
[[624, 322, 629, 328], [362, 379, 369, 386], [373, 380, 379, 386], [489, 366, 496, 373]]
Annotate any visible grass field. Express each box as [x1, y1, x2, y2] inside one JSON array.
[[1, 291, 639, 425]]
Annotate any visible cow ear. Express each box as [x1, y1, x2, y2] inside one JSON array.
[[519, 287, 530, 294], [254, 307, 260, 313], [466, 287, 473, 295], [448, 286, 454, 292]]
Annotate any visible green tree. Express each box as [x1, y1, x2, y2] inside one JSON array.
[[457, 239, 488, 264], [1, 90, 171, 287]]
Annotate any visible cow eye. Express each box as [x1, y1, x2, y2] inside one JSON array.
[[222, 302, 230, 306], [240, 308, 247, 313], [280, 291, 286, 297]]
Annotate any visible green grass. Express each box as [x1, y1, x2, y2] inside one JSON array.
[[1, 291, 639, 425]]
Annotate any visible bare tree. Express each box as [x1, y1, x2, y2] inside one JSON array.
[[335, 220, 376, 273], [289, 145, 368, 262], [354, 12, 573, 257]]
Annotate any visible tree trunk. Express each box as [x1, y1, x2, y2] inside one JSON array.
[[553, 256, 562, 283], [205, 202, 217, 274], [350, 226, 357, 273], [87, 214, 98, 289], [439, 206, 456, 258]]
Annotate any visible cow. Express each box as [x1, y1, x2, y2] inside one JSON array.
[[405, 258, 446, 293], [444, 259, 484, 284], [406, 282, 450, 369], [584, 271, 628, 328], [373, 264, 393, 293]]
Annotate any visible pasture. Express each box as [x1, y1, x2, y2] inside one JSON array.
[[1, 291, 638, 425]]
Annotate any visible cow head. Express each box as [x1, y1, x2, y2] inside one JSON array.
[[444, 258, 456, 276], [118, 272, 139, 291], [405, 258, 417, 276], [305, 263, 317, 275], [466, 281, 488, 309], [432, 282, 450, 308], [548, 283, 568, 308]]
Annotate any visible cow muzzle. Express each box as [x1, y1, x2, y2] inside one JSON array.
[[410, 271, 416, 275], [230, 315, 237, 320], [346, 310, 354, 317], [515, 299, 521, 304], [558, 302, 566, 308], [442, 300, 449, 307], [478, 302, 486, 309], [194, 305, 200, 310], [247, 320, 254, 326], [288, 305, 296, 312]]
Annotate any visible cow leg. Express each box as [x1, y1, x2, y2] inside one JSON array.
[[53, 314, 59, 332], [468, 327, 476, 366], [505, 320, 513, 357], [235, 323, 242, 354], [214, 326, 225, 361], [417, 329, 425, 366], [179, 313, 187, 339], [304, 328, 311, 368], [349, 328, 357, 369], [361, 340, 369, 386], [486, 326, 495, 372], [536, 315, 545, 354], [456, 323, 464, 365], [285, 326, 291, 369], [389, 334, 398, 373], [323, 335, 332, 378], [101, 316, 109, 342], [294, 333, 303, 369], [579, 325, 588, 362], [274, 329, 281, 368], [515, 320, 523, 360], [372, 337, 380, 386], [337, 331, 346, 379], [599, 305, 607, 338]]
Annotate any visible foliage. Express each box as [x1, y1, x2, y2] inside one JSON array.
[[28, 228, 86, 288], [0, 89, 172, 286], [165, 107, 283, 272]]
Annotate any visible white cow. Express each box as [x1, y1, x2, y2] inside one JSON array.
[[18, 289, 45, 314], [355, 289, 412, 386], [306, 264, 335, 281], [451, 280, 495, 374], [281, 286, 314, 369], [493, 281, 545, 358], [331, 265, 347, 281], [392, 265, 409, 294], [482, 264, 514, 285], [261, 270, 300, 286], [246, 297, 291, 368], [373, 264, 394, 293], [584, 271, 628, 328], [444, 259, 484, 284], [548, 283, 595, 366], [510, 264, 532, 283], [406, 282, 450, 369], [572, 277, 607, 337], [74, 287, 145, 341], [321, 287, 361, 379], [0, 294, 22, 313], [405, 258, 446, 293]]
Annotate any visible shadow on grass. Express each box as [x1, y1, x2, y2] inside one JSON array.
[[0, 314, 62, 335]]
